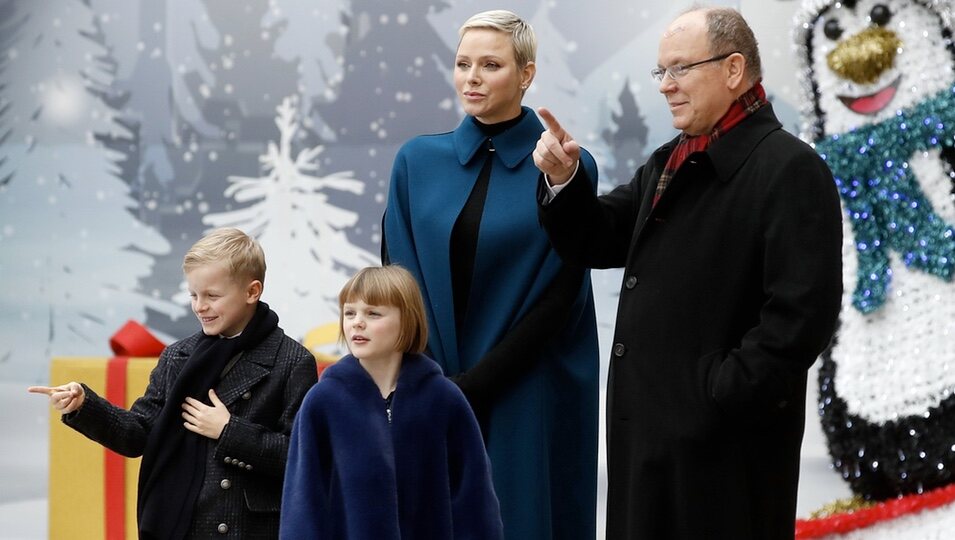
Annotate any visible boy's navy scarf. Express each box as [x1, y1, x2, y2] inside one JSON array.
[[138, 301, 278, 540]]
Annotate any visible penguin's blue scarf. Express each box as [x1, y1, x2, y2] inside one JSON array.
[[814, 85, 955, 313]]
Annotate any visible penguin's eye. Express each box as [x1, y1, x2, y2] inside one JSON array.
[[823, 19, 844, 40], [870, 4, 892, 26]]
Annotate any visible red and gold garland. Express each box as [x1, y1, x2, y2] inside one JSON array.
[[796, 483, 955, 538]]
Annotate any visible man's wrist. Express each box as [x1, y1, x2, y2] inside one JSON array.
[[545, 161, 580, 187], [542, 161, 579, 203]]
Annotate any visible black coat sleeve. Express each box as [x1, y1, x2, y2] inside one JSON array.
[[450, 263, 585, 415], [538, 165, 643, 270], [63, 347, 181, 457]]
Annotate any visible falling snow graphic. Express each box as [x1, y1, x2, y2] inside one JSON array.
[[0, 2, 792, 537], [0, 0, 183, 382], [202, 97, 379, 340], [268, 0, 349, 140], [526, 2, 583, 135], [316, 0, 458, 144]]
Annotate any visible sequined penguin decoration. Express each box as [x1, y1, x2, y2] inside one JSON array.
[[793, 0, 955, 499]]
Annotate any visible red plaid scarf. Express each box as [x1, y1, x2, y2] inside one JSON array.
[[652, 82, 768, 207]]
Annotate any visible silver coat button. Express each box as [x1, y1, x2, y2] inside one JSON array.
[[217, 523, 229, 534], [220, 479, 231, 490], [223, 457, 232, 465], [241, 391, 251, 400], [613, 343, 626, 357], [625, 276, 638, 289], [245, 464, 253, 471], [237, 461, 245, 468]]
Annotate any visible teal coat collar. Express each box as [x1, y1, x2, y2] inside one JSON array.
[[452, 106, 544, 168]]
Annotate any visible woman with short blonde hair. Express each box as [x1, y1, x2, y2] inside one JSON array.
[[383, 9, 600, 538]]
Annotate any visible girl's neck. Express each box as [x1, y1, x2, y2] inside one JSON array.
[[358, 352, 403, 398]]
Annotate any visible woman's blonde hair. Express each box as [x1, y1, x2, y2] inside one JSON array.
[[183, 228, 266, 284], [338, 266, 428, 354], [459, 9, 537, 68]]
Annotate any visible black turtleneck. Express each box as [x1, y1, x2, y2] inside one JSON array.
[[450, 110, 527, 332]]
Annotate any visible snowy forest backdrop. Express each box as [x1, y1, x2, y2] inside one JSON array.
[[0, 0, 808, 384], [0, 0, 818, 536]]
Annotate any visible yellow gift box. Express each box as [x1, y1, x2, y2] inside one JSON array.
[[303, 322, 344, 376], [48, 356, 158, 540]]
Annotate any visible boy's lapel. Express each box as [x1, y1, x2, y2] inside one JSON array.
[[215, 330, 280, 406]]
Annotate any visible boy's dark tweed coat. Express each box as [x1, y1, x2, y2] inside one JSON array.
[[65, 327, 317, 538]]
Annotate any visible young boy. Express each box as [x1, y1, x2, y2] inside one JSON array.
[[30, 228, 317, 539]]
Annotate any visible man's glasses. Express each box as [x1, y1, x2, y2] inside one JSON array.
[[650, 51, 740, 82]]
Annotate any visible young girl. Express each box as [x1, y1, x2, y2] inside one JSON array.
[[280, 265, 503, 539]]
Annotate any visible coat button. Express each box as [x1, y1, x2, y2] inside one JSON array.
[[223, 457, 232, 465], [217, 523, 229, 534], [241, 391, 251, 400], [245, 464, 253, 471], [220, 479, 231, 490], [625, 276, 638, 289], [237, 461, 246, 468], [613, 343, 626, 357]]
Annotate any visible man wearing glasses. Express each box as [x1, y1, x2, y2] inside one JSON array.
[[534, 6, 842, 539]]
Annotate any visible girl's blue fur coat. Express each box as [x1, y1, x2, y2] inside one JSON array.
[[280, 353, 503, 539]]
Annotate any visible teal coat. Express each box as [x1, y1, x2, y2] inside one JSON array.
[[384, 107, 600, 539]]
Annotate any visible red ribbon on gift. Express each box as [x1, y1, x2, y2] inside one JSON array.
[[104, 321, 165, 540]]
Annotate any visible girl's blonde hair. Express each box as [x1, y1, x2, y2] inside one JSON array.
[[338, 266, 428, 354]]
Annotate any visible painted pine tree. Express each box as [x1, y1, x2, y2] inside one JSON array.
[[0, 0, 20, 187], [526, 2, 582, 132], [268, 0, 348, 140], [601, 78, 648, 187], [141, 0, 304, 337], [317, 0, 458, 144], [0, 0, 182, 381], [203, 97, 378, 340]]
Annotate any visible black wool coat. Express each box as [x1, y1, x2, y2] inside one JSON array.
[[64, 327, 317, 538], [539, 104, 842, 540]]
